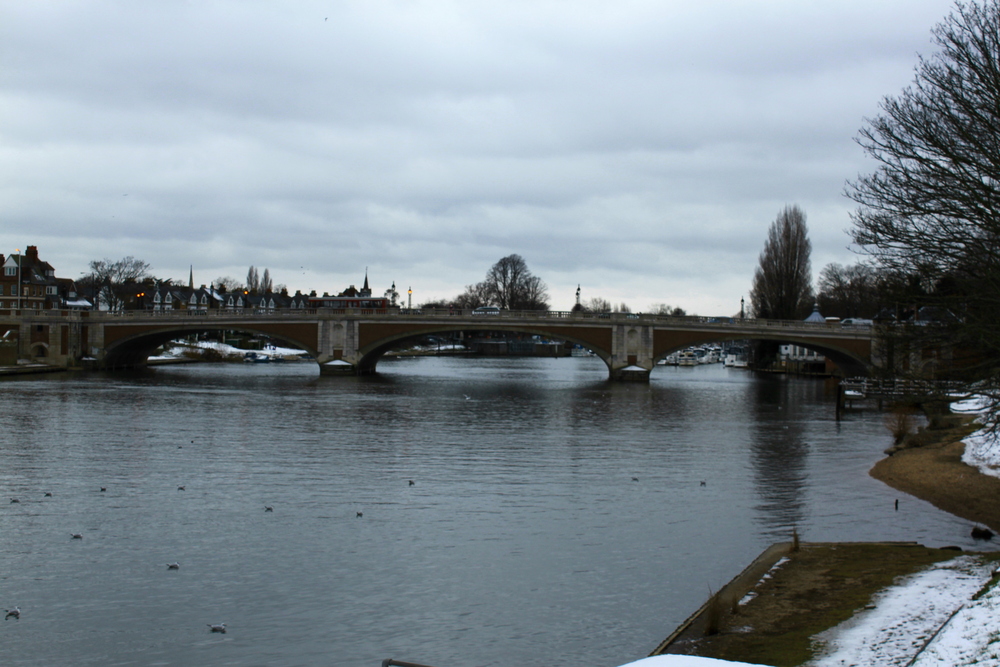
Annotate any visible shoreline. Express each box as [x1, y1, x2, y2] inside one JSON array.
[[869, 418, 1000, 534]]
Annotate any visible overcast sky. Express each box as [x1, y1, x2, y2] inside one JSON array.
[[0, 0, 959, 313]]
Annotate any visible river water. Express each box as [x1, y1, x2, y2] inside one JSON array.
[[0, 357, 980, 667]]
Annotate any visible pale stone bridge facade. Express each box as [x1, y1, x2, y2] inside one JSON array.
[[0, 308, 877, 380]]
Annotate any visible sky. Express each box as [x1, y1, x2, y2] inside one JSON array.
[[0, 0, 963, 314]]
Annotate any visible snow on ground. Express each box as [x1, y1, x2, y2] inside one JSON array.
[[807, 555, 997, 667], [738, 557, 790, 606], [614, 555, 999, 667], [952, 396, 1000, 479], [617, 656, 768, 667], [148, 340, 310, 361]]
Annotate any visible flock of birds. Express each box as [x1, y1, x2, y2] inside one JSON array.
[[5, 469, 421, 632]]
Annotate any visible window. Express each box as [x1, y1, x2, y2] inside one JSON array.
[[0, 285, 4, 295], [4, 267, 15, 276], [46, 286, 57, 295]]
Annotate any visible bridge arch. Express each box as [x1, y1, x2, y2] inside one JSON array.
[[354, 323, 614, 375], [652, 331, 871, 377], [101, 324, 319, 369]]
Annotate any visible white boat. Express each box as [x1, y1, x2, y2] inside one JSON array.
[[724, 346, 749, 368], [677, 350, 700, 366], [659, 352, 680, 366]]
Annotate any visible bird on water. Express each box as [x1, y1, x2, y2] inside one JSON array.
[[167, 563, 180, 570], [5, 607, 20, 620], [71, 533, 83, 539], [264, 506, 273, 512], [208, 623, 226, 633]]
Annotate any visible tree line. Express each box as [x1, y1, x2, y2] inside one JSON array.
[[747, 204, 903, 323], [751, 0, 1000, 427]]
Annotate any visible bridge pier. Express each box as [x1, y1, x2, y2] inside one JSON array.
[[607, 323, 654, 381]]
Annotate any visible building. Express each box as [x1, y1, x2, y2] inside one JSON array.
[[308, 273, 391, 310], [0, 246, 89, 311]]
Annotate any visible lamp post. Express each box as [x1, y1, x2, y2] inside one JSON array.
[[740, 296, 745, 320], [408, 287, 412, 310], [15, 249, 21, 311]]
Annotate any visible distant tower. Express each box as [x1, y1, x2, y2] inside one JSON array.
[[189, 265, 193, 291], [361, 268, 371, 297], [576, 285, 581, 307]]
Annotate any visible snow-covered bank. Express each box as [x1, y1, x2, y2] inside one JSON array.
[[619, 555, 1000, 667], [952, 396, 1000, 479], [808, 555, 998, 667]]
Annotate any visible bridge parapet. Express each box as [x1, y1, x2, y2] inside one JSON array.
[[0, 308, 876, 380]]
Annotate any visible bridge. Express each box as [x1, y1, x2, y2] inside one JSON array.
[[0, 308, 877, 380]]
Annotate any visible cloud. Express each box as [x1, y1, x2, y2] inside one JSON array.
[[0, 0, 959, 313]]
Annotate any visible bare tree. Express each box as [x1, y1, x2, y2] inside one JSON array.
[[213, 276, 243, 293], [816, 263, 880, 319], [585, 297, 613, 313], [650, 302, 687, 316], [83, 256, 151, 311], [453, 281, 491, 309], [847, 0, 1000, 419], [384, 283, 400, 307], [482, 254, 550, 310], [749, 205, 813, 320], [260, 268, 273, 294]]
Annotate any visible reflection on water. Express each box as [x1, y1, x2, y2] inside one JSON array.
[[0, 358, 986, 667]]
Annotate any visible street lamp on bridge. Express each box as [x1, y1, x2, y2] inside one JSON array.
[[14, 249, 21, 311], [408, 286, 412, 310]]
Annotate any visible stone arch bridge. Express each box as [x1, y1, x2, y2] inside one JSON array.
[[0, 309, 876, 380]]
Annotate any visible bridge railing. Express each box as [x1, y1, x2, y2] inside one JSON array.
[[0, 306, 874, 337]]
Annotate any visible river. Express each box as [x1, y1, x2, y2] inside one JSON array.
[[0, 357, 978, 667]]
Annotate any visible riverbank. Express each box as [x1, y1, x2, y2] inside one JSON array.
[[870, 414, 1000, 534], [651, 403, 1000, 666], [652, 542, 990, 666]]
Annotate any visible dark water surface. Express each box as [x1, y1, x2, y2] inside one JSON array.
[[0, 357, 979, 666]]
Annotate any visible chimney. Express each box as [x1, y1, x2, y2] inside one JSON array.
[[26, 246, 39, 260]]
